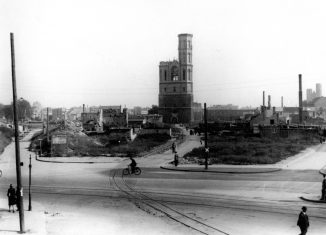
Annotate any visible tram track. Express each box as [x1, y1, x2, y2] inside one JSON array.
[[111, 168, 230, 235]]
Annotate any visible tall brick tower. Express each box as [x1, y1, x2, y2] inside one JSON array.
[[158, 34, 195, 124]]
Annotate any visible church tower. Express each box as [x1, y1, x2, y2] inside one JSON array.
[[178, 34, 193, 93], [158, 34, 197, 124]]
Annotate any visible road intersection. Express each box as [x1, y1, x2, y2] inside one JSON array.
[[0, 131, 326, 234]]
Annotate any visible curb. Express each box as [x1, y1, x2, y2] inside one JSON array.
[[35, 157, 116, 164], [319, 167, 326, 176], [299, 196, 326, 204], [160, 166, 282, 174]]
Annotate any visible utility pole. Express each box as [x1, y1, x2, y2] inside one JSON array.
[[47, 107, 49, 142], [204, 103, 208, 170], [28, 154, 32, 211], [10, 32, 25, 233], [299, 74, 303, 124]]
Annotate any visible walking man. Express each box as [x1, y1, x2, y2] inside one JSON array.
[[7, 184, 16, 213], [321, 174, 326, 201], [172, 142, 176, 153], [297, 206, 309, 235]]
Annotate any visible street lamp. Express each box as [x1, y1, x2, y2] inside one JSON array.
[[28, 154, 32, 211]]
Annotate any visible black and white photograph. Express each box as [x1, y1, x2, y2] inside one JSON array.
[[1, 0, 326, 234]]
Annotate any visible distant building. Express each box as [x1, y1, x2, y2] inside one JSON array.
[[133, 106, 142, 115], [306, 89, 315, 103], [81, 106, 129, 132], [102, 106, 128, 129], [81, 112, 101, 132], [52, 108, 64, 121], [316, 83, 322, 97], [207, 108, 257, 122], [209, 104, 238, 110], [306, 83, 322, 103], [66, 107, 83, 121], [31, 101, 42, 120], [158, 34, 202, 124]]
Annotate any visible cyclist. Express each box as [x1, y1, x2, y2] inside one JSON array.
[[129, 156, 137, 174]]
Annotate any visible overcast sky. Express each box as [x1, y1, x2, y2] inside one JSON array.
[[1, 0, 326, 109]]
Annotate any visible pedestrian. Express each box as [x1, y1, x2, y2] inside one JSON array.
[[321, 174, 326, 201], [7, 184, 16, 213], [172, 142, 176, 153], [174, 152, 179, 167], [297, 206, 309, 235]]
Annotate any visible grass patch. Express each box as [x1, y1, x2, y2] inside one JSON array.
[[184, 133, 320, 165], [31, 131, 171, 157]]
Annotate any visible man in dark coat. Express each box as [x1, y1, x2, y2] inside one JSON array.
[[297, 206, 309, 235], [129, 156, 137, 173], [321, 174, 326, 201], [7, 184, 16, 213]]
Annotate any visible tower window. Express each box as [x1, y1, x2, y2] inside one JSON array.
[[188, 69, 191, 81], [171, 65, 179, 81], [183, 69, 186, 80], [164, 70, 167, 80], [188, 53, 191, 63]]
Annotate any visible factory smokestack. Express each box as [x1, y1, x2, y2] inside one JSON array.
[[281, 96, 283, 108], [263, 91, 265, 107], [299, 74, 303, 124], [268, 95, 271, 109], [83, 104, 85, 113]]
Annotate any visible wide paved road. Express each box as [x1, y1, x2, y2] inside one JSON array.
[[1, 131, 326, 234]]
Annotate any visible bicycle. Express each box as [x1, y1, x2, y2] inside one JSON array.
[[122, 166, 141, 175]]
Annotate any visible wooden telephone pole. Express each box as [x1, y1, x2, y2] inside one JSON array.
[[10, 32, 25, 233]]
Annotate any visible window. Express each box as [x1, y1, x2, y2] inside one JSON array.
[[188, 69, 191, 81], [164, 70, 167, 80], [173, 87, 176, 92], [183, 87, 186, 92], [188, 53, 191, 63], [171, 66, 179, 81], [183, 69, 186, 80], [164, 87, 166, 92]]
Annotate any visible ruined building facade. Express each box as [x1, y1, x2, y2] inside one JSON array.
[[158, 34, 202, 124]]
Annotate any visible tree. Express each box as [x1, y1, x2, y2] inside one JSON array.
[[148, 105, 159, 115], [1, 98, 33, 121], [3, 105, 13, 121], [17, 98, 32, 121]]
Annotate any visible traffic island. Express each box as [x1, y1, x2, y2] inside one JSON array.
[[160, 165, 282, 174], [300, 196, 326, 204]]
